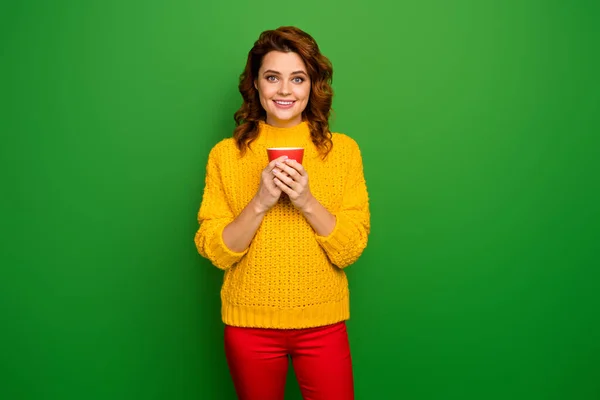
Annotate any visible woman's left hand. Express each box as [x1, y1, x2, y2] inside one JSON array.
[[272, 159, 313, 211]]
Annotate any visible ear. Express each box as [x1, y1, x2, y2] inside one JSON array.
[[254, 79, 258, 90]]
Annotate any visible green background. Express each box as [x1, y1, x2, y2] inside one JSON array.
[[2, 1, 599, 399]]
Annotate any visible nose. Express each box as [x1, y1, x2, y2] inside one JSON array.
[[278, 80, 291, 96]]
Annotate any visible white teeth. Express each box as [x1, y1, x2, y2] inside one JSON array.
[[275, 101, 293, 105]]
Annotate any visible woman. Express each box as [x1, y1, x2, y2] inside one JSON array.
[[194, 26, 370, 400]]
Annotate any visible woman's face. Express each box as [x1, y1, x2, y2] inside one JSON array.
[[255, 51, 311, 128]]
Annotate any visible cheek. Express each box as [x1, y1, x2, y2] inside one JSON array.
[[294, 86, 310, 101], [258, 89, 275, 111], [258, 83, 275, 101]]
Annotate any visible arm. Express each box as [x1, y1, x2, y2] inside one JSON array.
[[221, 197, 266, 252], [195, 146, 285, 269], [314, 140, 370, 268], [273, 139, 370, 268], [300, 196, 336, 237], [194, 145, 249, 270], [273, 160, 336, 236], [223, 154, 291, 251]]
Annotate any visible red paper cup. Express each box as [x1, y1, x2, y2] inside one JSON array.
[[267, 147, 304, 164]]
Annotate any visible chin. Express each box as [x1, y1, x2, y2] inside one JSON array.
[[271, 112, 300, 124]]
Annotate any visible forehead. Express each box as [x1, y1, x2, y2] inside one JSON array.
[[259, 51, 307, 73]]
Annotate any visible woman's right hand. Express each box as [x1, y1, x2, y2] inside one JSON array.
[[253, 156, 288, 214]]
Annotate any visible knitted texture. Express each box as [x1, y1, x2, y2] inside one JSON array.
[[195, 121, 370, 329]]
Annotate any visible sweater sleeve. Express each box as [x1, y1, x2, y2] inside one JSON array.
[[315, 138, 370, 268], [194, 144, 248, 270]]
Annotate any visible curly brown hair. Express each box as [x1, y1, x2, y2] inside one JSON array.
[[233, 26, 334, 158]]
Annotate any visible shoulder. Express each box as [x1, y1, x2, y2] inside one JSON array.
[[331, 132, 362, 155], [207, 137, 239, 161]]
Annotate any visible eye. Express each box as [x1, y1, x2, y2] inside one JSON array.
[[292, 77, 305, 84], [266, 75, 278, 82]]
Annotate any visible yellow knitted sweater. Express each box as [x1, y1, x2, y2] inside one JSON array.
[[194, 121, 370, 329]]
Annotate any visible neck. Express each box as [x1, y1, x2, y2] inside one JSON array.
[[266, 115, 303, 129], [256, 120, 311, 148]]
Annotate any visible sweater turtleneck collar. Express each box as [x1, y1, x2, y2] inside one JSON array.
[[255, 120, 312, 148]]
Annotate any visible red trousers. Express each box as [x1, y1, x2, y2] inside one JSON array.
[[224, 321, 354, 400]]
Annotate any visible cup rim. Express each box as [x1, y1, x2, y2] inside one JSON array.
[[267, 147, 304, 151]]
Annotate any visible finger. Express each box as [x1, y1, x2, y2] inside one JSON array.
[[273, 168, 296, 187], [283, 159, 306, 176], [274, 177, 293, 195], [268, 156, 288, 172], [269, 185, 282, 196], [272, 168, 292, 182], [278, 163, 301, 181]]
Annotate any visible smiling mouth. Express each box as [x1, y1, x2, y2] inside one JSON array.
[[273, 100, 295, 106]]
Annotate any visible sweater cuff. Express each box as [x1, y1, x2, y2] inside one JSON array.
[[209, 224, 249, 269], [314, 214, 354, 258]]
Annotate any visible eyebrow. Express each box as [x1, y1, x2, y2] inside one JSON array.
[[263, 69, 308, 76]]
